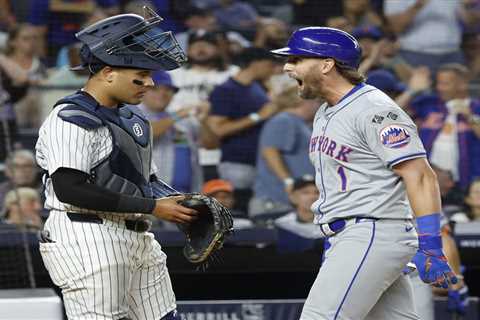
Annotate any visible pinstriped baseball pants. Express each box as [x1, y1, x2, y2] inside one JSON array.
[[39, 210, 176, 320]]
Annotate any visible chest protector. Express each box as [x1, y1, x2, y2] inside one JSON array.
[[54, 91, 153, 198]]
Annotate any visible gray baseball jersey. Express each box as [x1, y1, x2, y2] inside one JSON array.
[[309, 84, 426, 224]]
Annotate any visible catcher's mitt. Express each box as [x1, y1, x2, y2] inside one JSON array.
[[177, 193, 234, 264]]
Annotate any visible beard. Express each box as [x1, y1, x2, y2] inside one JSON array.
[[188, 55, 225, 70]]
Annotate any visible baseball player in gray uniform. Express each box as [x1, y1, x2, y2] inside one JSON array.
[[35, 9, 196, 320], [272, 27, 459, 320]]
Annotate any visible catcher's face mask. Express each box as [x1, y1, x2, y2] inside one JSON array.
[[75, 7, 187, 71]]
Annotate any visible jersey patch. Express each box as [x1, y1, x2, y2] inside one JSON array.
[[380, 125, 411, 149]]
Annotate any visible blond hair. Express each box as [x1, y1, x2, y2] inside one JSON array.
[[4, 187, 40, 210]]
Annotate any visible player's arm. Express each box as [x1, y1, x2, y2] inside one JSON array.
[[393, 158, 458, 288], [392, 157, 440, 217], [207, 102, 279, 139], [51, 168, 197, 223]]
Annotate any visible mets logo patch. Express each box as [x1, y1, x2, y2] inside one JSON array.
[[380, 125, 410, 148]]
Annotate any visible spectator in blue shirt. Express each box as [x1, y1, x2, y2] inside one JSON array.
[[250, 86, 317, 217], [28, 0, 119, 66], [207, 47, 282, 191]]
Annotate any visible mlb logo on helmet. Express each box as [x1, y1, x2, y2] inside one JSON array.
[[380, 125, 410, 148]]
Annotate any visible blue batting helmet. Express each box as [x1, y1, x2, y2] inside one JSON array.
[[271, 27, 362, 69], [72, 7, 186, 72]]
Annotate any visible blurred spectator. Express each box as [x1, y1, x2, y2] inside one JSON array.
[[250, 86, 316, 217], [292, 0, 342, 26], [202, 178, 234, 209], [208, 47, 282, 213], [168, 30, 238, 114], [384, 0, 480, 73], [1, 187, 43, 230], [451, 178, 480, 223], [432, 165, 465, 217], [0, 150, 40, 215], [342, 0, 382, 28], [208, 48, 281, 190], [173, 7, 250, 56], [202, 179, 253, 228], [366, 68, 431, 112], [168, 30, 239, 174], [139, 71, 217, 192], [28, 0, 119, 66], [462, 32, 480, 82], [0, 72, 16, 162], [253, 18, 289, 51], [325, 16, 353, 33], [174, 7, 218, 50], [0, 0, 16, 30], [46, 43, 89, 87], [213, 0, 259, 37], [40, 43, 89, 123], [2, 23, 46, 128], [274, 176, 323, 253], [411, 64, 480, 189], [354, 25, 414, 81], [54, 8, 108, 68]]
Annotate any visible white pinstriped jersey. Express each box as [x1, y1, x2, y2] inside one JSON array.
[[35, 103, 157, 217], [309, 84, 427, 224], [37, 102, 177, 319]]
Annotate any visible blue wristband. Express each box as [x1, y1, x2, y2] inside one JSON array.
[[416, 213, 441, 236], [417, 213, 442, 251]]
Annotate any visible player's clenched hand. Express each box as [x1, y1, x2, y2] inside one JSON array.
[[152, 196, 199, 224], [406, 249, 458, 288]]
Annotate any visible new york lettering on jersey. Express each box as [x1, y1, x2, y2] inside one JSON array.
[[308, 85, 426, 224]]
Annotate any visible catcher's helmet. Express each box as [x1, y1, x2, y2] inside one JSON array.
[[72, 7, 186, 72], [271, 27, 362, 69]]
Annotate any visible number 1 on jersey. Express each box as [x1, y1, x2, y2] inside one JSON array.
[[337, 166, 348, 192]]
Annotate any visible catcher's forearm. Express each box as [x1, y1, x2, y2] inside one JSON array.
[[52, 168, 156, 213]]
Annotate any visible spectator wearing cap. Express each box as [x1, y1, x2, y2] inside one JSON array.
[[274, 177, 323, 253], [250, 86, 317, 217], [342, 0, 383, 29], [138, 71, 217, 192], [207, 47, 283, 211], [1, 187, 43, 230], [174, 6, 251, 53], [28, 0, 120, 67], [410, 63, 480, 189], [167, 29, 239, 176], [384, 0, 480, 73], [213, 0, 259, 38], [202, 179, 253, 227]]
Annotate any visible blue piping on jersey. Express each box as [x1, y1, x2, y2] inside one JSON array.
[[334, 221, 376, 320], [316, 87, 377, 217], [387, 152, 427, 168]]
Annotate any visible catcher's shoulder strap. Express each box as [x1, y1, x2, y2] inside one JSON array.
[[56, 91, 104, 130]]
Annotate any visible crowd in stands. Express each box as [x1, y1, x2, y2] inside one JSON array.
[[0, 0, 479, 239]]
